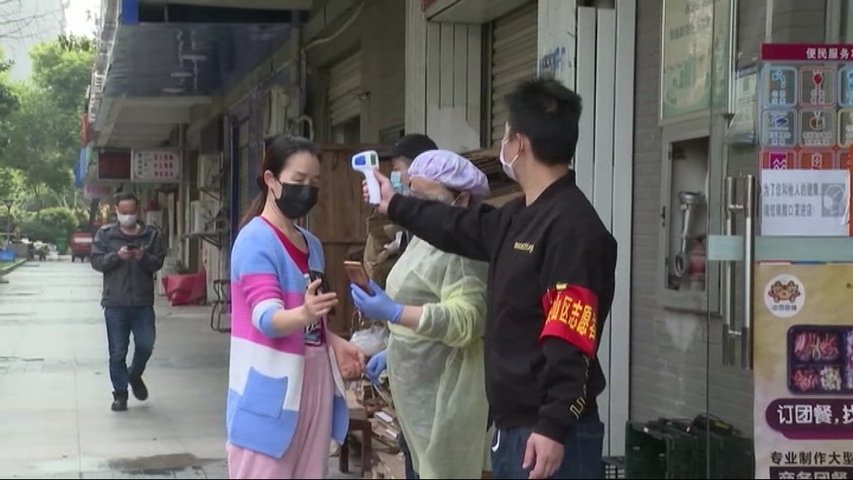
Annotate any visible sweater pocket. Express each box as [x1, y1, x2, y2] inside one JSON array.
[[238, 368, 289, 418]]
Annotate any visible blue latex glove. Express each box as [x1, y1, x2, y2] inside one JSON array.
[[366, 350, 387, 384], [350, 279, 403, 324]]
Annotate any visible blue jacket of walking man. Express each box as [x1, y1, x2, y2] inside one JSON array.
[[91, 192, 167, 412]]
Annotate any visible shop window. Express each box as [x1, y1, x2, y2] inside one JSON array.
[[658, 118, 726, 314]]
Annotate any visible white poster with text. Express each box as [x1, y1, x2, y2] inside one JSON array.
[[760, 169, 850, 237]]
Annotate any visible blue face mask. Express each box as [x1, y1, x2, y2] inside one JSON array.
[[390, 171, 409, 195]]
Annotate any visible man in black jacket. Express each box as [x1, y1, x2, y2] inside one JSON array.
[[367, 78, 617, 479], [91, 192, 166, 412]]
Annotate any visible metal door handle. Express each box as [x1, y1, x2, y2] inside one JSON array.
[[722, 176, 741, 367], [721, 175, 756, 370], [742, 174, 756, 370]]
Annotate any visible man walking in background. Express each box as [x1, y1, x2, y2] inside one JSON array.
[[91, 192, 166, 412]]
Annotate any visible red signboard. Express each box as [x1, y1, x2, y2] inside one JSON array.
[[761, 43, 853, 62], [97, 150, 132, 181]]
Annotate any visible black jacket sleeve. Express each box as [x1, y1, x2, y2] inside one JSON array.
[[534, 230, 616, 443], [140, 227, 166, 273], [90, 228, 121, 273], [386, 195, 504, 262]]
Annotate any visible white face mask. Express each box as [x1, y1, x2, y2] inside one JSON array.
[[117, 214, 138, 228], [499, 137, 520, 182]]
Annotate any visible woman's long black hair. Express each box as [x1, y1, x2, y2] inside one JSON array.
[[238, 135, 319, 229]]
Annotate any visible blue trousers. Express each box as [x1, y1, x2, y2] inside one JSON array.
[[490, 412, 605, 479], [104, 306, 156, 392]]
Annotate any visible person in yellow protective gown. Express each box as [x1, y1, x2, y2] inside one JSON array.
[[350, 149, 491, 479], [363, 134, 438, 288]]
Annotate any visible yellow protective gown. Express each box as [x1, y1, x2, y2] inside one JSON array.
[[384, 236, 490, 479]]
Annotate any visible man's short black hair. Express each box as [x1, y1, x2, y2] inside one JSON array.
[[115, 192, 139, 208], [379, 134, 438, 162], [505, 77, 582, 166]]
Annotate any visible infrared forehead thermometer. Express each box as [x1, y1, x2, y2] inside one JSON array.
[[351, 150, 381, 204]]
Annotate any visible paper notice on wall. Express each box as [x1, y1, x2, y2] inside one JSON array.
[[760, 169, 851, 236], [728, 69, 758, 143]]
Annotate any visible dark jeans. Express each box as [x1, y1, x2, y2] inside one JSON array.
[[490, 412, 605, 479], [398, 433, 419, 479], [104, 306, 156, 392]]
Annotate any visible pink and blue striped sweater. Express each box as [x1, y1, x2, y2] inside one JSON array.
[[227, 216, 349, 458]]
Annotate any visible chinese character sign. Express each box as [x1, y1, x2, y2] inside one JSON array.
[[755, 263, 853, 479], [760, 169, 850, 237], [759, 44, 853, 238], [131, 151, 182, 183]]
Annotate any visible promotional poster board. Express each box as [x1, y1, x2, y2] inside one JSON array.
[[754, 263, 853, 479]]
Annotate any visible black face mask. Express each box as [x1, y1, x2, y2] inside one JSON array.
[[274, 182, 319, 219]]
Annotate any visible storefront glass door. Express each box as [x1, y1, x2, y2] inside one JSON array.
[[706, 2, 853, 479]]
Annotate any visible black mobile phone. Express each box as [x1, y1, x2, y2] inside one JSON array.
[[308, 270, 335, 315], [126, 243, 140, 250], [310, 271, 333, 294]]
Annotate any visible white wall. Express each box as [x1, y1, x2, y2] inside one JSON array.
[[568, 1, 635, 457], [405, 1, 482, 151]]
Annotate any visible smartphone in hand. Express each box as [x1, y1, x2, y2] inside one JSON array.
[[344, 261, 373, 295], [307, 270, 331, 295]]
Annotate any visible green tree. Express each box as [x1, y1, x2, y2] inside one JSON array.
[[30, 35, 94, 111], [2, 83, 73, 192], [0, 166, 24, 232], [0, 165, 25, 201], [0, 54, 15, 115], [0, 49, 18, 153], [19, 206, 79, 241], [0, 36, 94, 198]]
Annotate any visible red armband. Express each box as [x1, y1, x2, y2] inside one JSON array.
[[539, 285, 599, 357]]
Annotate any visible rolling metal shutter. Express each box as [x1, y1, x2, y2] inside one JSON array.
[[328, 51, 362, 127], [489, 2, 537, 145]]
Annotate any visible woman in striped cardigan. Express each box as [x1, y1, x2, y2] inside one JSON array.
[[226, 135, 364, 479]]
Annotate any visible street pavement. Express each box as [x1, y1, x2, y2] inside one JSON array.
[[0, 260, 355, 479]]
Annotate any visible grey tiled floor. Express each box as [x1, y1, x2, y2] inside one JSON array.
[[0, 261, 355, 479]]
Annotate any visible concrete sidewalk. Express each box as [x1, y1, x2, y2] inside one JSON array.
[[0, 261, 354, 479], [0, 258, 27, 279]]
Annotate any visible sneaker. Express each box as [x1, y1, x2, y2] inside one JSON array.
[[129, 376, 149, 401], [111, 390, 128, 412]]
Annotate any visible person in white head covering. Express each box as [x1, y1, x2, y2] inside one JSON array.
[[351, 150, 491, 479]]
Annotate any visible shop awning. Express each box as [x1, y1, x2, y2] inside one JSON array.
[[88, 0, 300, 150]]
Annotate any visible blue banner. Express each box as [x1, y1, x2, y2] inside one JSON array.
[[120, 0, 139, 25], [74, 148, 89, 189]]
